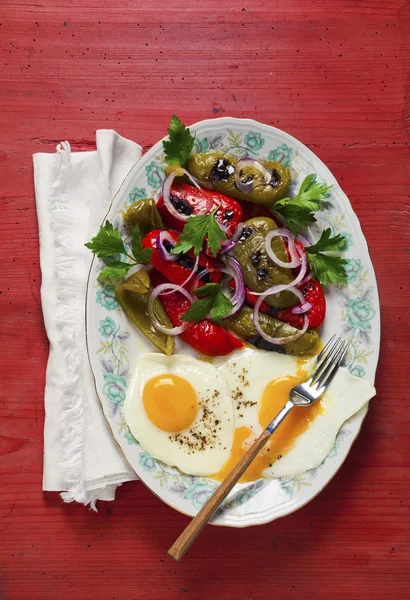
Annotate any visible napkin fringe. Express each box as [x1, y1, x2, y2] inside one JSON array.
[[50, 142, 96, 510]]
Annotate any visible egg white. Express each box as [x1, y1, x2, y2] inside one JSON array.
[[213, 347, 376, 478], [124, 353, 235, 476], [266, 365, 375, 477], [213, 347, 301, 435]]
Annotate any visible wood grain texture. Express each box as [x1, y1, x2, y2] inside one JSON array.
[[0, 0, 409, 598]]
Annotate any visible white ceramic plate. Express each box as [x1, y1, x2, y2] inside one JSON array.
[[86, 118, 380, 527]]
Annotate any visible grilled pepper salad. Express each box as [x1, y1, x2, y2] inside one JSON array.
[[86, 115, 349, 358]]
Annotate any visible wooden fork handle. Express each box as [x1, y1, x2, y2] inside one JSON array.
[[167, 429, 271, 561]]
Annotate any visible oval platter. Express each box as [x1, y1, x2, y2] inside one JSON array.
[[86, 117, 380, 527]]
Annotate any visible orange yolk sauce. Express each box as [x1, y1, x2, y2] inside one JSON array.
[[143, 374, 198, 433], [212, 361, 324, 483]]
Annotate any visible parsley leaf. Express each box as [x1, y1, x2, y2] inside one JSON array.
[[306, 228, 348, 254], [209, 291, 233, 322], [192, 283, 221, 298], [172, 209, 226, 256], [307, 254, 348, 286], [85, 220, 126, 258], [97, 261, 133, 284], [131, 224, 153, 263], [306, 228, 348, 285], [162, 114, 195, 168], [286, 174, 331, 210], [181, 295, 214, 324], [274, 174, 332, 235], [181, 283, 233, 324], [86, 222, 153, 284], [273, 204, 317, 236]]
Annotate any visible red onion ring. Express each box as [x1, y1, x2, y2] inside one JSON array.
[[219, 238, 238, 255], [251, 244, 308, 297], [298, 273, 312, 286], [162, 169, 210, 223], [148, 284, 193, 335], [291, 301, 312, 315], [253, 287, 309, 345], [231, 222, 245, 243], [234, 158, 272, 193], [223, 256, 245, 314], [220, 222, 244, 255], [156, 231, 178, 262], [297, 233, 312, 247], [178, 253, 200, 289], [265, 228, 300, 269]]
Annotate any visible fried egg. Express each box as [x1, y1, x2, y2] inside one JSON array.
[[212, 347, 376, 482], [124, 353, 235, 476]]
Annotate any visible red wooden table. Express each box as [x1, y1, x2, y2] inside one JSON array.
[[1, 1, 409, 598]]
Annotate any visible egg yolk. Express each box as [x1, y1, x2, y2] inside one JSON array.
[[143, 374, 198, 433], [212, 362, 324, 483]]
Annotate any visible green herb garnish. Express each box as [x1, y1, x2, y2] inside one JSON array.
[[84, 220, 126, 258], [181, 283, 233, 324], [274, 174, 331, 235], [131, 223, 153, 264], [162, 114, 195, 168], [306, 228, 348, 285], [274, 204, 317, 236], [172, 209, 226, 257], [85, 221, 152, 284]]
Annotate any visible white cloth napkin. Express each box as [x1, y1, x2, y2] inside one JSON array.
[[34, 130, 141, 508]]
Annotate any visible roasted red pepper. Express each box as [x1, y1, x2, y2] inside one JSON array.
[[293, 240, 306, 263], [150, 271, 243, 356], [276, 279, 326, 329], [157, 183, 243, 237], [142, 229, 222, 289]]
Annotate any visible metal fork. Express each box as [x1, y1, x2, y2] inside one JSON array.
[[168, 335, 349, 561], [267, 335, 349, 432]]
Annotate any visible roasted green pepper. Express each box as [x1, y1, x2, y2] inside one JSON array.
[[233, 217, 295, 309], [187, 153, 291, 205], [123, 198, 164, 235], [228, 306, 320, 356], [115, 270, 174, 355]]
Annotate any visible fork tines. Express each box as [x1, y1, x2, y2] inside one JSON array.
[[312, 336, 349, 390]]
